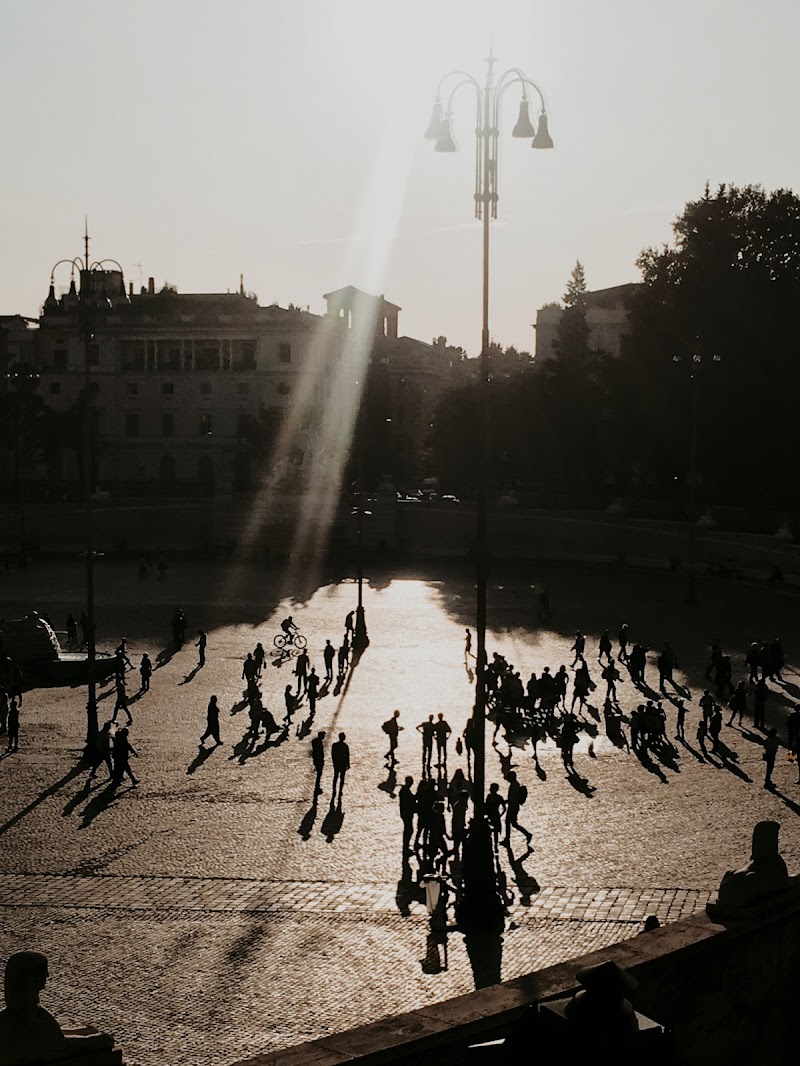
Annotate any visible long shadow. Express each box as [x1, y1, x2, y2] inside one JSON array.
[[155, 643, 178, 670], [677, 737, 706, 763], [78, 781, 130, 829], [0, 760, 86, 836], [321, 802, 345, 842], [295, 713, 316, 741], [565, 767, 596, 796], [378, 765, 397, 798], [127, 690, 147, 706], [62, 772, 106, 817], [770, 787, 800, 817], [187, 744, 217, 775], [396, 872, 424, 916], [651, 740, 681, 774], [180, 664, 203, 686], [297, 800, 318, 840], [504, 842, 540, 905], [635, 748, 669, 783], [228, 697, 249, 717]]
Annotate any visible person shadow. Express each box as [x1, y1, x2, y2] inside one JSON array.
[[154, 644, 178, 670], [228, 697, 249, 717], [634, 747, 669, 783], [565, 767, 596, 796], [713, 739, 752, 782], [297, 800, 318, 841], [62, 772, 104, 817], [78, 781, 126, 829], [770, 786, 800, 817], [296, 713, 316, 741], [533, 755, 547, 781], [321, 802, 344, 842], [378, 765, 397, 798], [180, 664, 203, 686], [676, 737, 705, 763], [187, 744, 216, 775], [504, 842, 540, 905]]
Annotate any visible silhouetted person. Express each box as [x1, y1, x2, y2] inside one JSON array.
[[414, 778, 435, 851], [451, 789, 469, 860], [382, 709, 402, 766], [88, 720, 114, 780], [65, 613, 79, 650], [344, 610, 354, 637], [485, 782, 506, 851], [306, 668, 319, 717], [675, 699, 687, 740], [504, 771, 532, 846], [115, 638, 132, 672], [763, 728, 780, 789], [6, 697, 20, 752], [337, 641, 349, 677], [464, 628, 472, 658], [463, 717, 476, 777], [417, 714, 435, 776], [283, 684, 295, 726], [323, 640, 335, 682], [658, 642, 679, 693], [598, 629, 613, 664], [253, 641, 266, 676], [426, 800, 449, 870], [294, 649, 309, 694], [715, 655, 734, 698], [311, 730, 326, 796], [434, 713, 451, 770], [139, 653, 152, 692], [570, 631, 585, 667], [754, 677, 769, 730], [112, 676, 132, 726], [696, 717, 708, 754], [242, 653, 257, 686], [398, 775, 416, 856], [699, 689, 715, 725], [196, 630, 207, 667], [602, 658, 622, 701], [617, 623, 630, 662], [709, 705, 722, 753], [727, 681, 748, 726], [200, 695, 221, 747], [331, 731, 350, 807], [746, 642, 761, 683], [705, 638, 722, 680], [112, 727, 138, 786]]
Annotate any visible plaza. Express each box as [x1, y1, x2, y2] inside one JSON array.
[[1, 556, 799, 1065]]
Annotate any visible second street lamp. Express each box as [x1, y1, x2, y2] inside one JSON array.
[[426, 51, 553, 987]]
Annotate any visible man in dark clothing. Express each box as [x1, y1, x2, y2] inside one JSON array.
[[570, 631, 585, 667], [200, 695, 221, 746], [311, 730, 326, 795], [112, 675, 132, 726], [294, 649, 310, 695], [617, 624, 630, 663], [746, 642, 761, 683], [242, 653, 257, 686], [323, 640, 335, 682], [398, 775, 416, 856], [112, 727, 139, 786], [727, 682, 748, 727], [88, 720, 114, 780], [658, 643, 679, 694], [331, 731, 350, 807], [504, 771, 532, 846], [598, 630, 613, 664], [434, 713, 451, 770], [139, 653, 153, 692], [306, 668, 319, 717], [196, 630, 207, 667], [763, 728, 780, 789], [6, 697, 20, 752], [417, 715, 435, 776], [383, 709, 402, 766], [344, 611, 355, 637], [714, 656, 734, 699]]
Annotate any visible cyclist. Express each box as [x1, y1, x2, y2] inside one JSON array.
[[280, 615, 299, 641]]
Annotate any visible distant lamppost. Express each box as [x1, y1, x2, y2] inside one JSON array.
[[50, 232, 120, 750], [426, 51, 553, 986], [673, 346, 721, 604]]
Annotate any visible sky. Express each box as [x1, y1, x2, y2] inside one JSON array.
[[1, 0, 799, 355]]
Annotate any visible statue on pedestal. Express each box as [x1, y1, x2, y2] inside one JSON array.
[[0, 952, 117, 1065], [715, 820, 792, 912]]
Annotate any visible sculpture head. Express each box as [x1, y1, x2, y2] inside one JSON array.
[[4, 951, 49, 1013]]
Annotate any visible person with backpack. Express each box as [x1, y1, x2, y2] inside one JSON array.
[[602, 658, 623, 702], [503, 770, 532, 847], [382, 709, 403, 767]]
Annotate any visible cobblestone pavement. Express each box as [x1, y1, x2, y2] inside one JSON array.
[[1, 558, 799, 1066]]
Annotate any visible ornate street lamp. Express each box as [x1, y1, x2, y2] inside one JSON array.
[[426, 51, 553, 987], [50, 230, 122, 751]]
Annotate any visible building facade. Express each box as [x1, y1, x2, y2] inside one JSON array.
[[533, 283, 640, 362]]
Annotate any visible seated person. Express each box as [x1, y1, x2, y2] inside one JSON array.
[[280, 616, 298, 638]]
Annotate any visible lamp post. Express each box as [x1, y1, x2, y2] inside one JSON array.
[[50, 233, 120, 751], [425, 51, 553, 986]]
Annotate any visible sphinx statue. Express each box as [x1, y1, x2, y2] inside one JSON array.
[[0, 952, 117, 1065], [715, 820, 793, 912]]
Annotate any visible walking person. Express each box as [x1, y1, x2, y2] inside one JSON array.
[[115, 638, 133, 672], [306, 668, 319, 717], [754, 677, 769, 730], [323, 639, 335, 682], [6, 697, 20, 752], [762, 727, 780, 790], [602, 658, 622, 702], [463, 717, 475, 777], [112, 727, 139, 786], [705, 638, 723, 680], [253, 641, 266, 677], [344, 611, 355, 639], [112, 675, 132, 726], [696, 716, 708, 755], [617, 623, 630, 663], [200, 695, 221, 747], [570, 631, 585, 667], [88, 720, 114, 781], [330, 731, 350, 807], [196, 630, 207, 668], [382, 709, 403, 767], [484, 782, 506, 852], [417, 715, 435, 777], [139, 653, 153, 692], [399, 775, 416, 857], [434, 713, 452, 771], [464, 628, 472, 659], [503, 771, 532, 846], [598, 629, 613, 664], [675, 699, 687, 741], [709, 705, 723, 754], [283, 684, 295, 727], [242, 653, 257, 689], [727, 681, 748, 727], [311, 730, 326, 796]]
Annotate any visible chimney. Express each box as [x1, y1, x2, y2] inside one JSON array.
[[148, 277, 155, 295]]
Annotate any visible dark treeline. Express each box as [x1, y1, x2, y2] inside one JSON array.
[[427, 183, 800, 523]]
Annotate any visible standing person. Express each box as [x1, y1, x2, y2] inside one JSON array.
[[294, 648, 310, 695], [746, 642, 761, 684], [330, 731, 350, 807], [762, 727, 780, 789], [727, 681, 748, 727], [306, 668, 319, 717], [88, 721, 114, 781], [714, 656, 734, 699], [484, 782, 506, 852], [283, 684, 295, 727], [337, 641, 349, 678], [139, 653, 153, 692], [253, 641, 266, 677], [323, 640, 335, 682], [464, 628, 472, 659], [617, 623, 630, 663], [696, 716, 708, 754], [112, 727, 139, 786], [699, 689, 715, 725], [6, 697, 20, 752], [242, 653, 257, 688], [417, 715, 435, 777], [503, 771, 533, 846], [434, 713, 452, 771], [311, 730, 326, 796], [398, 775, 416, 857], [602, 658, 622, 702], [200, 695, 221, 747], [450, 788, 470, 860], [196, 630, 207, 668], [598, 629, 613, 664], [382, 709, 403, 767], [675, 699, 687, 741], [754, 677, 769, 730], [658, 643, 679, 694], [570, 631, 585, 667], [463, 716, 475, 777]]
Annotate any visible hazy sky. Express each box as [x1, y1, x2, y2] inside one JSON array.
[[2, 0, 798, 354]]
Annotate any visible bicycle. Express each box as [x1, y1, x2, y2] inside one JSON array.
[[273, 630, 307, 651]]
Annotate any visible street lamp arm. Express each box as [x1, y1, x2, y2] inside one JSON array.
[[494, 73, 549, 121], [444, 77, 484, 116], [49, 258, 85, 284], [90, 259, 125, 274], [435, 69, 483, 101]]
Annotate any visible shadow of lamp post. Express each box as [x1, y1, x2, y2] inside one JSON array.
[[425, 49, 553, 986]]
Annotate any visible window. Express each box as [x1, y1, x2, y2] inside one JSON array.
[[195, 347, 219, 372], [53, 349, 67, 369], [199, 413, 213, 436], [167, 349, 181, 370], [162, 382, 175, 396], [162, 413, 175, 437], [200, 383, 212, 397], [278, 343, 291, 364], [233, 339, 257, 370], [236, 382, 250, 396], [49, 382, 61, 395], [126, 383, 138, 397], [125, 413, 139, 437], [277, 382, 290, 396]]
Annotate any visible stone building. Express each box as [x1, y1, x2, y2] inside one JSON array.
[[534, 283, 640, 363]]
